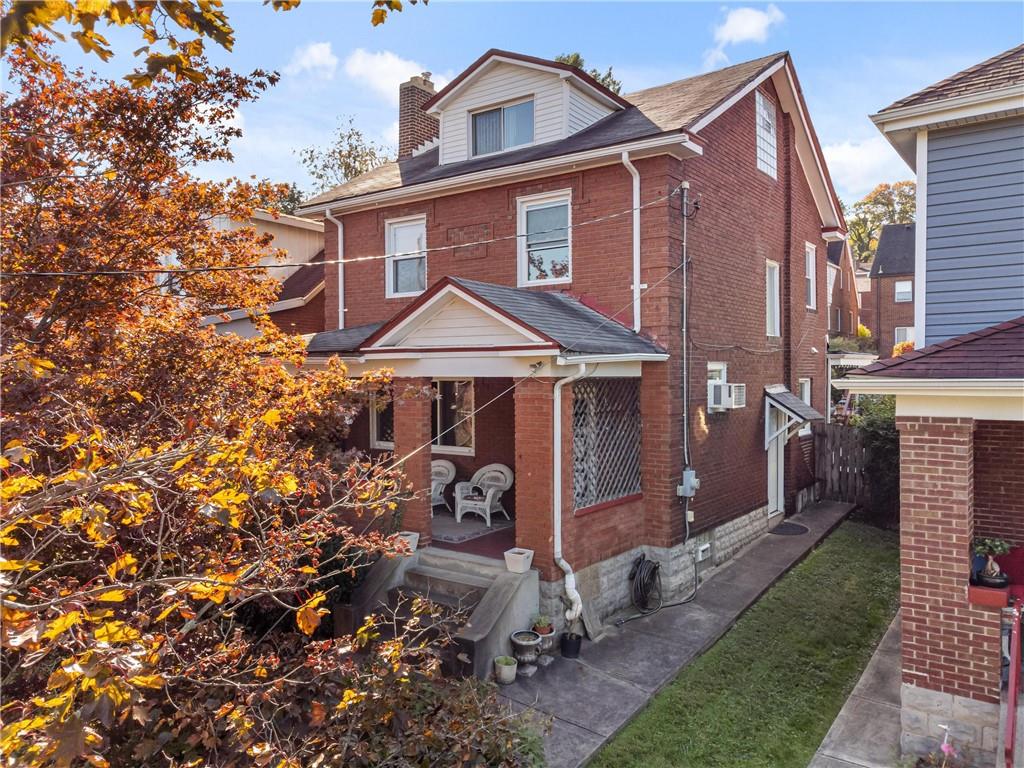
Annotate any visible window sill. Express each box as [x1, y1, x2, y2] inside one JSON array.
[[385, 291, 425, 300], [431, 445, 475, 457], [574, 493, 643, 517], [519, 278, 571, 288]]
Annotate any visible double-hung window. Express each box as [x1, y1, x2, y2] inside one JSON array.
[[894, 279, 913, 303], [385, 216, 427, 298], [472, 99, 534, 156], [805, 243, 817, 309], [370, 380, 475, 455], [766, 260, 781, 337], [798, 378, 812, 436], [518, 190, 571, 285], [755, 90, 777, 178]]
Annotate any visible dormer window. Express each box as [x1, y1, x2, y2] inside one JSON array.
[[471, 98, 534, 156]]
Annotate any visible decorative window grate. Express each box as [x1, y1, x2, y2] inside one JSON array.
[[572, 378, 642, 510]]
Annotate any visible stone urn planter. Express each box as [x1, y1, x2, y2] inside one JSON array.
[[509, 630, 542, 667]]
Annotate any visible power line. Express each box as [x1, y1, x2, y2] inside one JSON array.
[[1, 185, 686, 279]]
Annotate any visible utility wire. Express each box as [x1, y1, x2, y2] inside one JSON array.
[[1, 185, 686, 279]]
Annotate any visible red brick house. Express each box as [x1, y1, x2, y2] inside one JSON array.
[[826, 239, 859, 338], [845, 45, 1024, 766], [299, 49, 844, 642], [870, 222, 916, 357]]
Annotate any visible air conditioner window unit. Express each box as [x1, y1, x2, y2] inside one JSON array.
[[728, 383, 747, 409], [708, 381, 729, 411]]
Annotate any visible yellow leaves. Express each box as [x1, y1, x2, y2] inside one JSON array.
[[171, 454, 193, 472], [335, 687, 365, 711], [127, 674, 163, 689], [41, 611, 81, 641], [184, 570, 241, 604], [1, 474, 43, 501], [0, 557, 41, 571], [260, 409, 282, 428], [60, 433, 81, 449], [93, 620, 140, 644], [28, 357, 55, 378], [101, 169, 117, 181], [95, 589, 127, 602], [153, 602, 179, 621], [370, 7, 386, 25], [105, 552, 137, 580], [76, 0, 112, 17], [295, 592, 327, 636], [206, 487, 249, 528], [127, 390, 143, 403]]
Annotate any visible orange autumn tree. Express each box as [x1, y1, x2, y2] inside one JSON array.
[[0, 45, 534, 767]]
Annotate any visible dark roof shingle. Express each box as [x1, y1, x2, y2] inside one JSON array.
[[878, 44, 1024, 113], [870, 223, 915, 278], [826, 241, 844, 266], [277, 249, 325, 302], [307, 322, 383, 354], [845, 316, 1024, 379], [302, 53, 786, 208]]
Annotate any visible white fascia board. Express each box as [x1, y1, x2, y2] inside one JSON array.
[[362, 347, 557, 359], [688, 58, 787, 132], [556, 353, 669, 364], [297, 133, 703, 217], [836, 376, 1024, 396], [870, 86, 1024, 133], [369, 283, 551, 348], [251, 208, 325, 232], [201, 283, 324, 326]]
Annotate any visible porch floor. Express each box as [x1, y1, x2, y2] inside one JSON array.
[[498, 500, 854, 768]]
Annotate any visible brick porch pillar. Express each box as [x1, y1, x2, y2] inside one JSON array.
[[897, 415, 1002, 763], [513, 377, 562, 580], [393, 377, 433, 546]]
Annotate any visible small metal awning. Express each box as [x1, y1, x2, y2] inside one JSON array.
[[764, 384, 825, 448]]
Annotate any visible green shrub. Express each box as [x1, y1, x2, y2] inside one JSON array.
[[850, 395, 899, 528]]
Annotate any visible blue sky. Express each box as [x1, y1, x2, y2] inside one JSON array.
[[41, 1, 1022, 204]]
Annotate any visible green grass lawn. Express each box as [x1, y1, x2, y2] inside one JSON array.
[[591, 521, 900, 768]]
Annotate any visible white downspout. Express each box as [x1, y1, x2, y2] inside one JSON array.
[[621, 151, 642, 332], [325, 208, 345, 330], [553, 362, 589, 625]]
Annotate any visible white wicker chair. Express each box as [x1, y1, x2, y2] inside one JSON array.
[[430, 460, 456, 516], [454, 463, 513, 527]]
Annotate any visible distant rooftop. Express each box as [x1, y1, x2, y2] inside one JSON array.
[[870, 223, 915, 278]]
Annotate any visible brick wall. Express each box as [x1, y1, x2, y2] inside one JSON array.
[[973, 419, 1024, 546], [267, 291, 326, 335], [828, 256, 859, 335], [897, 416, 1002, 705], [872, 274, 915, 358], [324, 79, 829, 572], [392, 377, 434, 545]]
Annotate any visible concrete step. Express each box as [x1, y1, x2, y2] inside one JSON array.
[[403, 564, 492, 607], [417, 547, 507, 580]]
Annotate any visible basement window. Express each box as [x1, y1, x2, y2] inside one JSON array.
[[573, 379, 641, 510]]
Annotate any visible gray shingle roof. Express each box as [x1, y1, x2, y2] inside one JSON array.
[[448, 277, 666, 356], [870, 223, 915, 278], [766, 386, 825, 422], [826, 241, 844, 266], [878, 44, 1024, 114], [302, 52, 786, 209], [306, 322, 383, 354]]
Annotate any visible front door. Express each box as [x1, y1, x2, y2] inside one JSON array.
[[767, 408, 786, 517]]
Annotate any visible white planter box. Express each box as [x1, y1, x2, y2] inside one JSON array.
[[493, 656, 517, 684], [398, 531, 419, 554], [504, 547, 534, 573]]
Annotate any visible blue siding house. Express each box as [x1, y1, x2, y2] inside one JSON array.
[[871, 44, 1024, 346]]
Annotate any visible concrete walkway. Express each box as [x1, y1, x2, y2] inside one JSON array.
[[808, 615, 902, 768], [499, 500, 853, 768]]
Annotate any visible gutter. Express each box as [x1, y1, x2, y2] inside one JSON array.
[[621, 151, 642, 333], [325, 208, 345, 330], [553, 362, 590, 625]]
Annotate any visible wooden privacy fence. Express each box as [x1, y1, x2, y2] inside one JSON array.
[[813, 422, 870, 508]]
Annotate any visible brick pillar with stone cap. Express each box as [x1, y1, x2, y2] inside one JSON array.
[[398, 73, 439, 160]]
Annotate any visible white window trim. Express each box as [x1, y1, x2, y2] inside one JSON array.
[[431, 378, 475, 456], [798, 378, 812, 436], [469, 96, 537, 159], [805, 242, 817, 310], [765, 259, 781, 337], [755, 89, 778, 180], [894, 326, 915, 345], [369, 394, 395, 451], [894, 279, 913, 304], [384, 214, 427, 299], [517, 189, 573, 287]]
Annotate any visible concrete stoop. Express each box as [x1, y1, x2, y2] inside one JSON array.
[[391, 548, 539, 679]]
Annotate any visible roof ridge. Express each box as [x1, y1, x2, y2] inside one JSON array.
[[623, 51, 787, 100]]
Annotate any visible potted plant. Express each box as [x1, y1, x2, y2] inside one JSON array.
[[972, 537, 1010, 588], [504, 547, 534, 573], [532, 615, 556, 654], [560, 617, 583, 659], [509, 630, 542, 666], [493, 655, 518, 684]]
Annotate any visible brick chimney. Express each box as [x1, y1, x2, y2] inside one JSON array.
[[398, 73, 439, 160]]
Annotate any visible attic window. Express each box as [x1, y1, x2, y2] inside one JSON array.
[[472, 99, 534, 156], [755, 90, 777, 179]]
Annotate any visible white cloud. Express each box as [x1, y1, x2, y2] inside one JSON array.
[[343, 48, 449, 105], [823, 135, 915, 203], [284, 42, 339, 80], [383, 120, 400, 146], [703, 4, 785, 70]]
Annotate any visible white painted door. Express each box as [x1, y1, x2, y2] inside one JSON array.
[[767, 409, 786, 517]]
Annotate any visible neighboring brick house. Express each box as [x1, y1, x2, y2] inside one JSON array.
[[299, 49, 845, 643], [205, 209, 326, 337], [844, 44, 1024, 767], [870, 222, 916, 357], [826, 239, 859, 337]]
